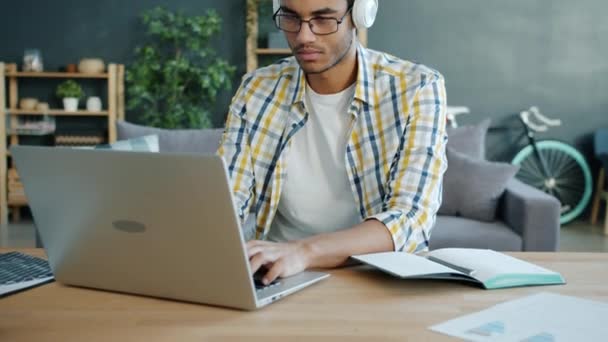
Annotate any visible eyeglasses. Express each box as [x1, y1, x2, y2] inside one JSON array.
[[273, 7, 352, 35]]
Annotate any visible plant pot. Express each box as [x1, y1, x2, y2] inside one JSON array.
[[86, 97, 102, 111], [63, 98, 79, 111]]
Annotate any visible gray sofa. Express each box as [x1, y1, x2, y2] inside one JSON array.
[[116, 120, 561, 252], [430, 178, 560, 251]]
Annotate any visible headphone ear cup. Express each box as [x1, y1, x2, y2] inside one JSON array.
[[273, 0, 280, 14], [352, 0, 378, 29]]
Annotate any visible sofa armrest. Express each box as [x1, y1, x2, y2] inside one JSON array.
[[500, 178, 561, 251]]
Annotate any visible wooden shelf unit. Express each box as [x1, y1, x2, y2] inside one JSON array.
[[7, 109, 109, 116], [5, 71, 109, 79], [245, 0, 368, 72], [0, 62, 125, 224]]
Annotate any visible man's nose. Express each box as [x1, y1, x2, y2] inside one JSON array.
[[295, 21, 316, 45]]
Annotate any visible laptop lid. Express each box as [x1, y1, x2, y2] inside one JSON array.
[[11, 146, 259, 310]]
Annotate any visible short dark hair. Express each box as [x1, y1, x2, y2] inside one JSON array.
[[347, 0, 354, 8]]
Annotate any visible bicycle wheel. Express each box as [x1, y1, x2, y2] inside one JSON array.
[[512, 140, 592, 225]]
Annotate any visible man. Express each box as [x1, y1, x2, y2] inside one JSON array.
[[218, 0, 447, 286]]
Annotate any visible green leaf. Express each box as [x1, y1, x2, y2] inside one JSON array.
[[56, 80, 84, 99], [126, 7, 236, 129]]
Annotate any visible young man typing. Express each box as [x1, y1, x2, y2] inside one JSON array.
[[218, 0, 448, 285]]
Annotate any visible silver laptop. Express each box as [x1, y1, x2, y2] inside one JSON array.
[[10, 145, 329, 310]]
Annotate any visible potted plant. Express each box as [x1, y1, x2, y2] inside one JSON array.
[[127, 7, 235, 129], [56, 80, 84, 111]]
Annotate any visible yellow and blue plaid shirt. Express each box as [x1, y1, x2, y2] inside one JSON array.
[[218, 45, 448, 252]]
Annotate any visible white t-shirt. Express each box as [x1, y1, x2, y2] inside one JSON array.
[[267, 83, 361, 242]]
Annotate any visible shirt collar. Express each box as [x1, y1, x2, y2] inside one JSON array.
[[290, 43, 375, 107]]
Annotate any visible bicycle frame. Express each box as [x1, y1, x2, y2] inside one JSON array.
[[491, 120, 553, 183], [518, 116, 561, 201]]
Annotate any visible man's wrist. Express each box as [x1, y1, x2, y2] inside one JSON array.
[[297, 238, 319, 269]]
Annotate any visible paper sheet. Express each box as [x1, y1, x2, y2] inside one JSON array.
[[430, 292, 608, 341]]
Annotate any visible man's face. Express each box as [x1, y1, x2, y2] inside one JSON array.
[[278, 0, 355, 74]]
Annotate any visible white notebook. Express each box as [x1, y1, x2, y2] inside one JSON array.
[[352, 248, 565, 289]]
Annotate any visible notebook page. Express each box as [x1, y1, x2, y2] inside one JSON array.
[[427, 249, 558, 283], [353, 252, 468, 278]]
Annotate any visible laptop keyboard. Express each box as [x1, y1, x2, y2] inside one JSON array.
[[0, 252, 53, 285], [253, 271, 281, 291]]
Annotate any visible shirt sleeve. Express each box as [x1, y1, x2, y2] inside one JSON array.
[[216, 75, 256, 223], [366, 73, 448, 253]]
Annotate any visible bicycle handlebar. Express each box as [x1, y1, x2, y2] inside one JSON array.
[[520, 111, 548, 132], [529, 106, 562, 127], [446, 106, 471, 128], [446, 105, 561, 133], [447, 106, 470, 117], [519, 106, 562, 133]]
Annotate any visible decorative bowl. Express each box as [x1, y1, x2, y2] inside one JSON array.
[[78, 58, 105, 74]]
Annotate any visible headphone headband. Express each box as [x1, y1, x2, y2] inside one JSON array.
[[272, 0, 378, 29]]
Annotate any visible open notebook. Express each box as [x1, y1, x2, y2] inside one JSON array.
[[352, 248, 565, 290]]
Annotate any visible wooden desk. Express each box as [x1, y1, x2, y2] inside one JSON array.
[[1, 249, 607, 341]]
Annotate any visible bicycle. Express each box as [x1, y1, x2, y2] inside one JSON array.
[[446, 106, 593, 225]]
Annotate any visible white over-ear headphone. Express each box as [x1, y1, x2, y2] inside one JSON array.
[[272, 0, 378, 29]]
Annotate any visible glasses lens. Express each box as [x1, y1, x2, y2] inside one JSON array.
[[309, 18, 338, 34], [277, 15, 301, 32]]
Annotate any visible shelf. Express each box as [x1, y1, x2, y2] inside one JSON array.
[[8, 130, 55, 136], [7, 197, 27, 206], [256, 48, 292, 55], [1, 62, 125, 224], [6, 109, 108, 116], [5, 71, 109, 79]]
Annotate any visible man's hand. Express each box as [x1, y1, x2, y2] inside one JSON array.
[[246, 240, 311, 285], [246, 220, 394, 285]]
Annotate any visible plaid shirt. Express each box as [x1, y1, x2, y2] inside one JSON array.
[[218, 45, 448, 252]]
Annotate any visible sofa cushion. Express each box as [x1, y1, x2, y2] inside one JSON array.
[[430, 215, 523, 251], [86, 135, 159, 152], [438, 148, 519, 221], [447, 118, 491, 159], [117, 121, 223, 154]]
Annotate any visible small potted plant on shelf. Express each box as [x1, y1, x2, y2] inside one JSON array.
[[56, 80, 84, 111]]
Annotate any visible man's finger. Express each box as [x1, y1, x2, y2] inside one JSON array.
[[249, 251, 278, 275], [249, 253, 266, 275], [246, 240, 272, 258], [246, 246, 264, 259], [245, 240, 264, 249], [247, 243, 281, 259], [263, 259, 285, 285]]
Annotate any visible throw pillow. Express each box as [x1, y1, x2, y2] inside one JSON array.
[[438, 147, 519, 221], [77, 135, 159, 152], [116, 121, 223, 154], [447, 118, 491, 160]]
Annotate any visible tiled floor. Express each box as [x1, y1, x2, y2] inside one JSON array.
[[1, 218, 607, 252]]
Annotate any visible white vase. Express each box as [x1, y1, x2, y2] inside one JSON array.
[[63, 98, 79, 111], [86, 97, 102, 111]]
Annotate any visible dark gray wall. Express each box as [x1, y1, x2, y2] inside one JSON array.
[[0, 0, 246, 127], [369, 0, 608, 161]]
